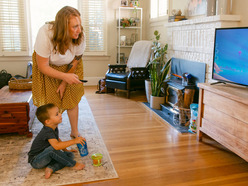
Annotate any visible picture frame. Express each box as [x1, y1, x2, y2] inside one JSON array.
[[121, 0, 128, 7], [119, 53, 125, 64], [188, 0, 207, 16]]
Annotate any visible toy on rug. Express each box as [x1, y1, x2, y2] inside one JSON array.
[[77, 140, 89, 157], [91, 153, 103, 167]]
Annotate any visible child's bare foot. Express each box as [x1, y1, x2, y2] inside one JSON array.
[[45, 167, 53, 179], [72, 162, 85, 170]]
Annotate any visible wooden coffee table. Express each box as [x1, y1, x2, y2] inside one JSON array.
[[0, 86, 37, 137]]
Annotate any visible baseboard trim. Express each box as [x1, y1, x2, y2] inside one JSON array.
[[84, 77, 104, 86]]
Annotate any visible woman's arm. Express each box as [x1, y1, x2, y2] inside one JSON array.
[[36, 54, 82, 85], [66, 55, 82, 74], [56, 55, 83, 99]]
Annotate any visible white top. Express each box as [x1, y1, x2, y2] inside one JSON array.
[[34, 24, 86, 66]]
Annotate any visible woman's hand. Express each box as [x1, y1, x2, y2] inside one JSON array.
[[56, 81, 67, 99], [63, 73, 82, 84]]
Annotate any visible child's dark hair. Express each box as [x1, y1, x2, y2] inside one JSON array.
[[36, 103, 56, 125]]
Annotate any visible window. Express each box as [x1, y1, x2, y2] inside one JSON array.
[[79, 0, 106, 55], [150, 0, 168, 19], [29, 0, 78, 50], [0, 0, 30, 56], [0, 0, 106, 56]]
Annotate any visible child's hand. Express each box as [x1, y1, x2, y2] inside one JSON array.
[[74, 136, 86, 145]]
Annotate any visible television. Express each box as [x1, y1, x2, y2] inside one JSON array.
[[212, 27, 248, 86]]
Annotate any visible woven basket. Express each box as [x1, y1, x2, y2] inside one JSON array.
[[8, 77, 32, 90], [173, 106, 191, 126]]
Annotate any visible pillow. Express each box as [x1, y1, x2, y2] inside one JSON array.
[[127, 41, 152, 68]]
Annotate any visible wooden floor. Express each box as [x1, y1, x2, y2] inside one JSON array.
[[67, 86, 248, 186]]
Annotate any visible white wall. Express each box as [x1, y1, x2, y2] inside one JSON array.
[[1, 0, 248, 85], [232, 0, 248, 26], [146, 0, 248, 44]]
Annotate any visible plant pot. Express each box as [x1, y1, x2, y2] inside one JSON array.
[[145, 79, 151, 103], [150, 95, 165, 110]]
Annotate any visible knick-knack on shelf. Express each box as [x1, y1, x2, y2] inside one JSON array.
[[206, 0, 216, 16], [216, 0, 232, 15]]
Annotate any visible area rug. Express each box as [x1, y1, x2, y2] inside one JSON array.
[[0, 96, 118, 186], [143, 102, 190, 133]]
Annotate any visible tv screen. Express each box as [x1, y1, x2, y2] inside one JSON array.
[[212, 27, 248, 86]]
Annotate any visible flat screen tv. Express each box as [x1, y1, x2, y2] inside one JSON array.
[[212, 27, 248, 86]]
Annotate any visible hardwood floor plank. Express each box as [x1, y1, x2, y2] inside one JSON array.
[[65, 87, 248, 186]]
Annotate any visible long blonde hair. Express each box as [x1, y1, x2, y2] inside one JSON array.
[[49, 6, 84, 55]]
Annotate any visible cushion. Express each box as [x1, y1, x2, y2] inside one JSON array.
[[105, 73, 128, 81], [127, 40, 152, 69]]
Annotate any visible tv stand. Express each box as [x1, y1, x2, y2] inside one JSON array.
[[210, 81, 226, 85], [197, 83, 248, 162]]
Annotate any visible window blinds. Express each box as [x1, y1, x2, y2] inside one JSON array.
[[159, 0, 168, 17], [150, 0, 168, 19], [79, 0, 106, 55], [0, 0, 29, 56], [0, 0, 106, 56]]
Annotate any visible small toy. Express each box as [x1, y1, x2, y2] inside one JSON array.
[[77, 141, 88, 157], [91, 153, 103, 167], [188, 103, 198, 133]]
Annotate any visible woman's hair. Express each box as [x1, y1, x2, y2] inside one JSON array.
[[49, 6, 84, 55], [36, 103, 56, 125]]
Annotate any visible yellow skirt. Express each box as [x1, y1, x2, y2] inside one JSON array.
[[32, 52, 84, 112]]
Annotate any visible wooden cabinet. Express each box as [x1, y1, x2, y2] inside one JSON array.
[[116, 7, 142, 64], [197, 83, 248, 161], [0, 86, 36, 137]]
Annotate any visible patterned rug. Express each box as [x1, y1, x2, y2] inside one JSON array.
[[0, 96, 118, 186]]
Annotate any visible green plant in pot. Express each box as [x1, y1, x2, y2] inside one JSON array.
[[148, 30, 171, 109]]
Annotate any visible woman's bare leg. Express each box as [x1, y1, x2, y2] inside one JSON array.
[[67, 105, 80, 137]]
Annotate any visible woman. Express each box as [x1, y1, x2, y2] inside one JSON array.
[[32, 6, 86, 138]]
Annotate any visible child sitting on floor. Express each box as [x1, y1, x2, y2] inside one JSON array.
[[28, 103, 86, 179]]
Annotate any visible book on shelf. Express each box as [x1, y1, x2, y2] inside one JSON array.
[[169, 15, 186, 19], [168, 15, 187, 22]]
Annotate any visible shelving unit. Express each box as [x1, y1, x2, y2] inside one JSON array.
[[116, 7, 142, 64]]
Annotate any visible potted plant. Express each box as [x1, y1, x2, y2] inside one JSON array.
[[148, 30, 171, 109]]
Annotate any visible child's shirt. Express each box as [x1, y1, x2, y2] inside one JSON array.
[[28, 126, 59, 163]]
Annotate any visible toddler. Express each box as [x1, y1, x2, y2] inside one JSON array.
[[28, 103, 85, 179]]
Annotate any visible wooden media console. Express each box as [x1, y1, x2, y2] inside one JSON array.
[[197, 83, 248, 161]]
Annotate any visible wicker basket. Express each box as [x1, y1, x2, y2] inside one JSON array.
[[8, 77, 32, 90], [173, 107, 191, 126]]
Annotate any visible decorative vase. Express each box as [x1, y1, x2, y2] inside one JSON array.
[[206, 0, 216, 16], [150, 95, 165, 110], [130, 0, 139, 7], [216, 0, 232, 15], [145, 79, 151, 103]]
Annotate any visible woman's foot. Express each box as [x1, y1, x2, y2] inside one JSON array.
[[45, 167, 53, 179], [72, 162, 85, 170]]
